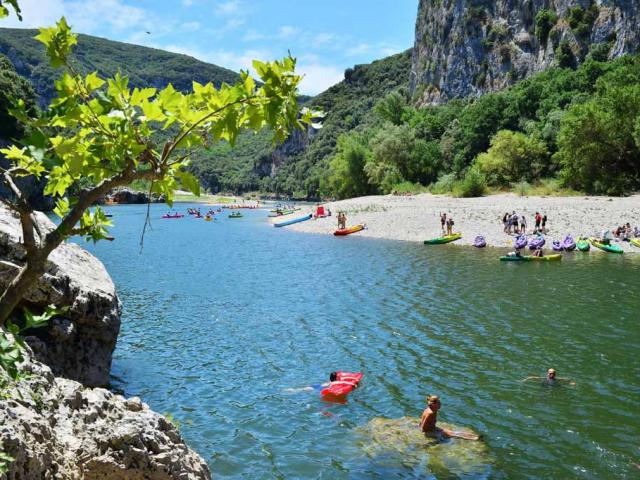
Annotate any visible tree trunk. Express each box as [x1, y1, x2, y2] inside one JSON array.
[[0, 258, 46, 326]]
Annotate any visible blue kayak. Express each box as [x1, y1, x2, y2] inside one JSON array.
[[274, 213, 312, 228]]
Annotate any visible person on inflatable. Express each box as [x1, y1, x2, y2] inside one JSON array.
[[419, 395, 479, 440]]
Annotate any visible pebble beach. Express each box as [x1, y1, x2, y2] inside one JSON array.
[[287, 193, 640, 253]]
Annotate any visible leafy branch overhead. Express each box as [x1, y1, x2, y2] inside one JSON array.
[[0, 16, 317, 326], [0, 0, 21, 20]]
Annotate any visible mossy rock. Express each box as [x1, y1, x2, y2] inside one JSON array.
[[355, 417, 492, 477]]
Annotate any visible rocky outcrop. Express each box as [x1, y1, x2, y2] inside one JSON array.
[[0, 345, 211, 479], [410, 0, 640, 105], [0, 205, 120, 387], [100, 187, 165, 205]]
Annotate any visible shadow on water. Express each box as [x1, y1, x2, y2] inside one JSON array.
[[79, 203, 640, 479]]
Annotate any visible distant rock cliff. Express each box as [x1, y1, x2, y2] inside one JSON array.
[[410, 0, 640, 105]]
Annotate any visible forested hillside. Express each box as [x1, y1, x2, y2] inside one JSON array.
[[0, 28, 240, 106], [324, 54, 640, 198], [189, 50, 413, 198]]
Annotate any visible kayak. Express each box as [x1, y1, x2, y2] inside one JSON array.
[[589, 238, 623, 254], [334, 224, 365, 236], [631, 238, 640, 248], [204, 215, 213, 221], [514, 235, 528, 250], [563, 235, 577, 251], [321, 371, 363, 403], [576, 238, 590, 251], [274, 213, 312, 228], [473, 235, 486, 248], [500, 254, 562, 262], [424, 233, 462, 245], [162, 214, 184, 219], [228, 213, 243, 218], [268, 209, 295, 218]]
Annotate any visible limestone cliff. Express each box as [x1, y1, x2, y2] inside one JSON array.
[[410, 0, 640, 105]]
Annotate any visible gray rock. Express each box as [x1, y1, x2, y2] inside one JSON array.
[[0, 346, 211, 480], [410, 0, 640, 105], [0, 205, 121, 387]]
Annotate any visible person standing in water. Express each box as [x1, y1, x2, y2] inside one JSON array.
[[419, 395, 479, 440], [522, 368, 575, 385]]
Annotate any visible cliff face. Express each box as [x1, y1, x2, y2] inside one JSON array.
[[410, 0, 640, 105]]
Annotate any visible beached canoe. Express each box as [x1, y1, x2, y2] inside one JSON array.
[[630, 238, 640, 248], [576, 239, 590, 251], [589, 238, 623, 254], [274, 213, 312, 228], [334, 224, 365, 236], [500, 254, 562, 262], [424, 233, 462, 245]]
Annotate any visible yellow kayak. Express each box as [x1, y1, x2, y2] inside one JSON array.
[[631, 238, 640, 248], [424, 233, 462, 245]]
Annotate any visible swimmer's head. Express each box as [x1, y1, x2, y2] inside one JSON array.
[[427, 395, 441, 410], [547, 368, 556, 379], [329, 372, 337, 382]]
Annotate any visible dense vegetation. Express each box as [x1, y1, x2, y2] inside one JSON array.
[[0, 28, 241, 106], [189, 50, 413, 198], [323, 54, 640, 198]]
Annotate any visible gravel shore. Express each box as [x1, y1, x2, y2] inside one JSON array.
[[286, 193, 640, 252]]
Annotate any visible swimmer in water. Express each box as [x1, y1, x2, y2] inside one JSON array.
[[284, 372, 359, 393], [522, 368, 576, 385], [419, 395, 479, 440]]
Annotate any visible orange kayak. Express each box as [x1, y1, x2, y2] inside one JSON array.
[[334, 224, 365, 236]]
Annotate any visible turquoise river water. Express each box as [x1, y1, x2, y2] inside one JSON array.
[[80, 203, 640, 479]]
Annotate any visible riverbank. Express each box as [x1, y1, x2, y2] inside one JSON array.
[[288, 193, 640, 252]]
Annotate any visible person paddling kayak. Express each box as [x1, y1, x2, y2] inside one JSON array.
[[419, 395, 479, 440]]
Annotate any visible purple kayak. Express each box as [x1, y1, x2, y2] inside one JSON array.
[[563, 235, 576, 251], [528, 235, 546, 250], [552, 240, 564, 252], [474, 235, 486, 248], [515, 235, 528, 250]]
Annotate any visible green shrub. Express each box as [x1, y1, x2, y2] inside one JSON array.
[[390, 181, 429, 195], [535, 9, 557, 45], [453, 167, 487, 197], [556, 40, 577, 69], [430, 172, 457, 194]]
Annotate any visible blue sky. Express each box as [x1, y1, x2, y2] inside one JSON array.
[[4, 0, 418, 95]]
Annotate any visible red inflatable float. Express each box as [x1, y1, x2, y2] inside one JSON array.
[[320, 371, 363, 403]]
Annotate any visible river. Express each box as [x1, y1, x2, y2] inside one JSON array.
[[80, 203, 640, 479]]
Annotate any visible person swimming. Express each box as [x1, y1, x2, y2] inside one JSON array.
[[522, 368, 575, 385], [419, 395, 479, 440]]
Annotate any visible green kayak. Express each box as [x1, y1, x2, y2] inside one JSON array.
[[589, 238, 623, 254], [576, 239, 590, 252], [500, 254, 562, 262], [424, 233, 462, 245]]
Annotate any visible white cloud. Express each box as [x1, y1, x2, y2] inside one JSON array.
[[242, 29, 265, 42], [297, 63, 344, 95], [346, 43, 372, 56], [277, 25, 300, 39], [214, 0, 245, 17], [180, 21, 201, 31], [2, 0, 150, 34]]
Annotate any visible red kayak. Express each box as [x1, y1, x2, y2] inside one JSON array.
[[334, 224, 365, 236], [320, 371, 363, 403]]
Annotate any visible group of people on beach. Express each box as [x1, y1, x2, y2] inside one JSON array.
[[439, 213, 455, 235], [502, 211, 548, 235], [613, 222, 639, 240]]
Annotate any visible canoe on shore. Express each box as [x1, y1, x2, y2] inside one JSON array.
[[424, 233, 462, 245], [500, 254, 562, 262], [274, 214, 312, 228], [576, 239, 590, 251], [334, 224, 365, 236], [589, 238, 623, 254]]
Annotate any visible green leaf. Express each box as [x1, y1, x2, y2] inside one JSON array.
[[175, 170, 201, 196]]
